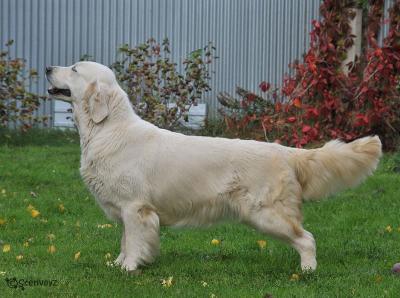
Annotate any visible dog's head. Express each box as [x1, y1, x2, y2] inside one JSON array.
[[46, 62, 117, 123]]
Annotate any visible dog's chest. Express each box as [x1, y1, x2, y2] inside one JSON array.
[[80, 157, 122, 220]]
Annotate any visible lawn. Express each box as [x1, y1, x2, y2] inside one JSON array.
[[0, 130, 399, 297]]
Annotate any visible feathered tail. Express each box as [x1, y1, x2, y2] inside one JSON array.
[[291, 136, 382, 201]]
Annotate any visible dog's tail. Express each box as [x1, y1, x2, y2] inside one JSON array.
[[290, 136, 382, 201]]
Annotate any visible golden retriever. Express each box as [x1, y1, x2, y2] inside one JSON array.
[[46, 61, 382, 272]]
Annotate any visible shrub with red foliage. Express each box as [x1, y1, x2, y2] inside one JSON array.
[[218, 0, 400, 149]]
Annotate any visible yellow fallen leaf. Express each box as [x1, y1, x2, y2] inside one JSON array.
[[161, 276, 173, 288], [47, 233, 56, 241], [385, 225, 392, 233], [16, 255, 23, 261], [211, 239, 220, 245], [104, 253, 112, 259], [0, 218, 6, 226], [105, 261, 115, 267], [27, 204, 35, 211], [48, 245, 56, 254], [23, 241, 29, 248], [290, 273, 300, 281], [58, 204, 65, 213], [257, 240, 267, 249], [97, 224, 113, 229], [30, 209, 40, 218], [74, 251, 81, 260], [3, 244, 11, 253]]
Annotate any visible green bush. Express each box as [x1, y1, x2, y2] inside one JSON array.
[[110, 38, 216, 130], [0, 40, 48, 130]]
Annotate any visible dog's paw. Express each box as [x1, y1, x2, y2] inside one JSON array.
[[121, 257, 139, 273], [127, 269, 142, 275], [114, 252, 125, 266], [301, 259, 317, 272]]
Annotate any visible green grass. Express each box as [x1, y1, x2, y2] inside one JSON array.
[[0, 130, 399, 297]]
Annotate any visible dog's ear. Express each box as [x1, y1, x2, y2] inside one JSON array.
[[87, 81, 109, 124]]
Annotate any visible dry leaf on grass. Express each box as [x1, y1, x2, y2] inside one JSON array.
[[161, 276, 174, 288], [2, 244, 11, 253], [211, 239, 220, 245], [48, 245, 56, 254], [257, 240, 267, 249]]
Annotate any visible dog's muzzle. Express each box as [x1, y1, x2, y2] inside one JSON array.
[[46, 66, 72, 97]]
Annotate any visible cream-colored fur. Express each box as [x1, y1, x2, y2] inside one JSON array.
[[291, 137, 382, 200], [46, 61, 382, 272]]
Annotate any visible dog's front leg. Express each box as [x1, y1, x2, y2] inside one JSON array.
[[114, 229, 126, 265], [120, 201, 160, 272]]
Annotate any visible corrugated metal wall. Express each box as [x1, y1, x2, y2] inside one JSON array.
[[3, 0, 393, 126], [1, 0, 323, 125]]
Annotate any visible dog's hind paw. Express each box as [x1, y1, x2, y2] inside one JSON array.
[[301, 259, 317, 272]]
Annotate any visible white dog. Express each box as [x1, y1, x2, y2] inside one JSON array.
[[46, 61, 382, 272]]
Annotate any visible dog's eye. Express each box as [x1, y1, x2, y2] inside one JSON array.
[[72, 66, 78, 73]]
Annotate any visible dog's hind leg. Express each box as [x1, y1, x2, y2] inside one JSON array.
[[246, 207, 317, 271], [120, 201, 160, 272]]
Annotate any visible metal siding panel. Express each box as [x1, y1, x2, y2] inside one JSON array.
[[0, 1, 3, 45], [15, 0, 24, 59], [81, 0, 88, 58], [94, 0, 101, 60], [116, 0, 124, 53], [9, 0, 16, 56], [379, 0, 394, 45], [59, 0, 67, 64], [137, 0, 143, 43], [272, 0, 278, 86], [87, 0, 95, 59], [73, 0, 80, 62], [65, 0, 73, 64]]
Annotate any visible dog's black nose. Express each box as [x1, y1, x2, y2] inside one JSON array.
[[45, 66, 53, 75]]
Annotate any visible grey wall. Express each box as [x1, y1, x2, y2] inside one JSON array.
[[1, 0, 323, 125]]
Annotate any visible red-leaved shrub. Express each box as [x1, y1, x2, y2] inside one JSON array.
[[218, 0, 400, 149]]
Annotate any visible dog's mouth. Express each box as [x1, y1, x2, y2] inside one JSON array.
[[48, 87, 71, 97]]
